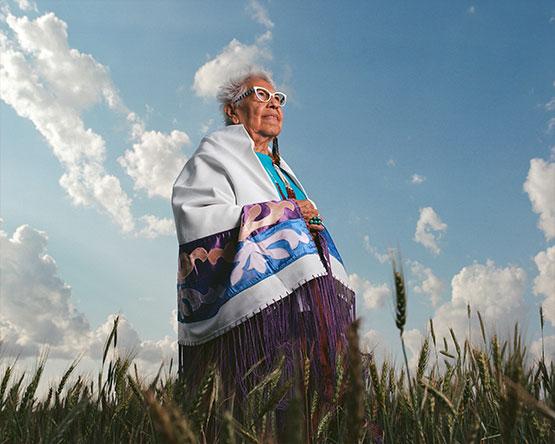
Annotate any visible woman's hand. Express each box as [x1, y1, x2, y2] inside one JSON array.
[[294, 199, 324, 232]]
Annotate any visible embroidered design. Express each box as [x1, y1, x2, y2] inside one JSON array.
[[176, 200, 320, 324], [179, 287, 219, 317], [230, 221, 312, 286], [239, 200, 296, 241], [178, 242, 235, 281]]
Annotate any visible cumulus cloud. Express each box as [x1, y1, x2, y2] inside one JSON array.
[[360, 329, 384, 354], [411, 174, 426, 185], [118, 114, 189, 200], [404, 329, 425, 372], [349, 273, 391, 310], [0, 223, 90, 358], [361, 328, 424, 374], [87, 315, 175, 363], [137, 215, 175, 239], [170, 309, 178, 335], [15, 0, 37, 12], [530, 334, 555, 365], [0, 11, 187, 236], [410, 261, 444, 307], [533, 246, 555, 326], [0, 13, 134, 231], [200, 118, 214, 134], [523, 156, 555, 240], [414, 207, 447, 255], [245, 0, 274, 29], [192, 0, 275, 98], [0, 223, 176, 362], [362, 235, 390, 264], [359, 329, 391, 365], [192, 31, 273, 98], [431, 260, 527, 344]]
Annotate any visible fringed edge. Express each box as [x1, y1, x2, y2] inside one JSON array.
[[178, 275, 355, 403], [178, 269, 329, 346]]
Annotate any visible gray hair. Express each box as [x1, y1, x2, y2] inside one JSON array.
[[216, 69, 274, 125]]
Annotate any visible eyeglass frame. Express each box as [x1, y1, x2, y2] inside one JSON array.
[[232, 86, 287, 107]]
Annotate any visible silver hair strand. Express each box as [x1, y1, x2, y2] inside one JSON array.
[[216, 68, 274, 125]]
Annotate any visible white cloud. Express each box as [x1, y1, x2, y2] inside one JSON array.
[[118, 114, 189, 200], [0, 11, 185, 237], [387, 159, 396, 167], [360, 329, 384, 354], [467, 6, 476, 15], [0, 223, 90, 358], [414, 207, 447, 255], [404, 328, 425, 373], [524, 156, 555, 240], [410, 261, 444, 307], [192, 32, 273, 98], [0, 222, 176, 362], [245, 0, 274, 29], [533, 246, 555, 326], [360, 329, 391, 365], [87, 315, 175, 364], [170, 309, 178, 334], [137, 215, 175, 239], [530, 334, 555, 365], [200, 118, 214, 134], [362, 235, 390, 264], [361, 328, 424, 375], [411, 174, 426, 185], [349, 273, 391, 310], [431, 260, 527, 344], [15, 0, 37, 12], [0, 13, 134, 231]]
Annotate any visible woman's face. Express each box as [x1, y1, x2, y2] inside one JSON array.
[[228, 78, 283, 145]]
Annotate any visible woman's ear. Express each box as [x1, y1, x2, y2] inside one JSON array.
[[224, 104, 240, 124]]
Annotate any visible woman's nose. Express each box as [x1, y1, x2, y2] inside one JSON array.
[[268, 96, 279, 108]]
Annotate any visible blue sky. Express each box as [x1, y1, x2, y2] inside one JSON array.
[[1, 0, 555, 377]]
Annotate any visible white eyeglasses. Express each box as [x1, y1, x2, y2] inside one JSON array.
[[233, 86, 287, 107]]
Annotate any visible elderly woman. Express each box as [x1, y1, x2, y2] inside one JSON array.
[[171, 71, 355, 404]]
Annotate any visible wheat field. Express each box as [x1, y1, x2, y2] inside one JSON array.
[[1, 269, 554, 443]]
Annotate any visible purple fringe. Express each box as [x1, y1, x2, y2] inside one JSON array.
[[178, 275, 355, 404]]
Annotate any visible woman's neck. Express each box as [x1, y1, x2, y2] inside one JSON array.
[[253, 136, 272, 154], [254, 143, 270, 154]]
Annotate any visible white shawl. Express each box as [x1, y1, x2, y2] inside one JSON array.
[[172, 124, 351, 345]]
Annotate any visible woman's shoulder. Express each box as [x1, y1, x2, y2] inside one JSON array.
[[178, 125, 255, 179], [198, 124, 253, 156]]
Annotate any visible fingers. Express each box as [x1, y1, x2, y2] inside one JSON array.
[[294, 199, 322, 220], [293, 199, 324, 232], [308, 223, 324, 232]]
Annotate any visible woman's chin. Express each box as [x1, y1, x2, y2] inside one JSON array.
[[261, 124, 282, 137]]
